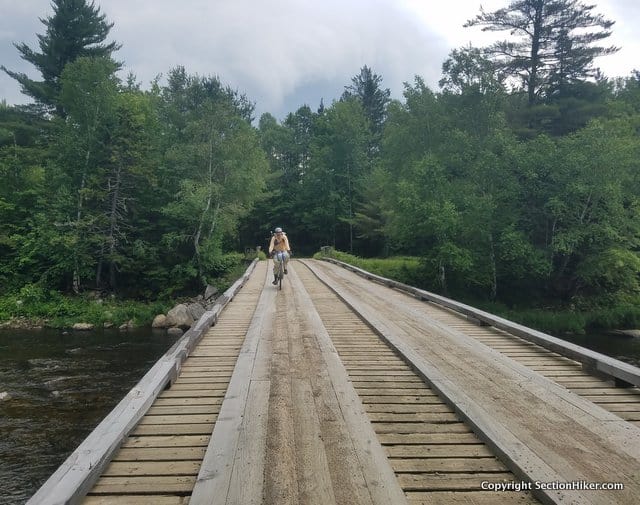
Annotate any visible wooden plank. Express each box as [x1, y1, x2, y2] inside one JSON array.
[[618, 411, 640, 421], [173, 377, 231, 384], [166, 383, 228, 391], [560, 380, 614, 388], [405, 490, 539, 504], [351, 376, 424, 382], [122, 435, 209, 448], [146, 405, 220, 415], [379, 433, 477, 445], [289, 267, 409, 505], [571, 388, 638, 395], [583, 395, 640, 403], [348, 370, 416, 376], [360, 395, 448, 404], [391, 457, 507, 473], [152, 397, 223, 406], [352, 381, 431, 389], [131, 423, 214, 436], [306, 259, 640, 505], [368, 412, 459, 422], [113, 447, 206, 461], [102, 460, 201, 476], [137, 414, 217, 425], [356, 388, 436, 396], [386, 444, 493, 458], [190, 265, 276, 505], [89, 475, 195, 494], [83, 496, 188, 505], [157, 389, 226, 398], [320, 257, 640, 387], [225, 380, 270, 505], [266, 375, 338, 505], [398, 472, 514, 491], [365, 404, 453, 414]]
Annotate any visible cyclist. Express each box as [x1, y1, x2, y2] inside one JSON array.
[[268, 227, 291, 285]]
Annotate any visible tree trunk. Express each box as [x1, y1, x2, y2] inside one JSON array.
[[73, 104, 100, 294], [348, 164, 353, 253], [73, 150, 90, 294], [528, 1, 544, 105], [107, 163, 123, 290], [439, 261, 448, 297], [489, 232, 497, 300]]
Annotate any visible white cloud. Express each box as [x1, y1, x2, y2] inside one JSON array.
[[105, 0, 446, 117], [1, 0, 638, 118]]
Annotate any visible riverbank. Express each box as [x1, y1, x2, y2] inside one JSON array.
[[0, 259, 256, 331], [0, 293, 171, 331]]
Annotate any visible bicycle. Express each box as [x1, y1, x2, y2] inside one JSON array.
[[272, 251, 287, 290]]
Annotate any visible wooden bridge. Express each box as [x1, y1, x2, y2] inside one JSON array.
[[28, 259, 640, 505]]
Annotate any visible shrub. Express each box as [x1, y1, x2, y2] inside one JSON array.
[[315, 249, 423, 288]]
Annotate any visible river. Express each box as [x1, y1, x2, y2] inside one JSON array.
[[561, 331, 640, 368], [0, 327, 638, 504], [0, 327, 179, 505]]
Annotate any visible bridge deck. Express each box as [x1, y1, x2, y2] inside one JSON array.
[[37, 259, 640, 505]]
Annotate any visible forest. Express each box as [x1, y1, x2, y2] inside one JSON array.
[[2, 0, 640, 330]]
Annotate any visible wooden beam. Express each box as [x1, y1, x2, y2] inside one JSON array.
[[320, 257, 640, 388], [189, 265, 275, 505]]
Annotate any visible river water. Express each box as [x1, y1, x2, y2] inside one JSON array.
[[562, 332, 640, 368], [0, 327, 639, 504], [0, 328, 178, 505]]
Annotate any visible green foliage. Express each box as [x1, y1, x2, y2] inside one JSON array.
[[1, 0, 120, 114], [341, 65, 391, 139], [483, 304, 588, 335], [316, 249, 422, 286], [465, 0, 616, 106], [481, 301, 640, 335], [157, 69, 268, 284], [587, 304, 640, 331], [3, 1, 640, 334], [0, 286, 171, 328], [577, 248, 640, 295], [201, 252, 245, 282]]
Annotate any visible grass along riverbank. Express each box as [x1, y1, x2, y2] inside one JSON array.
[[0, 258, 254, 330], [0, 288, 172, 330]]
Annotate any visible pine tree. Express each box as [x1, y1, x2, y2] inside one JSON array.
[[341, 65, 391, 137], [1, 0, 120, 115], [465, 0, 617, 105]]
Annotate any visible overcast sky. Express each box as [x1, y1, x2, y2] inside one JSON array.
[[1, 0, 638, 120]]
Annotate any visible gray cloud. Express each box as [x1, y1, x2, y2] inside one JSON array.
[[1, 0, 638, 120], [1, 0, 444, 119], [106, 0, 446, 119]]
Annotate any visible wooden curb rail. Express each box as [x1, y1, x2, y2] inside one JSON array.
[[320, 257, 640, 388], [26, 259, 258, 505]]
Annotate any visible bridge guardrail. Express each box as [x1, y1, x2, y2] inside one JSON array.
[[27, 258, 259, 505], [321, 257, 640, 388]]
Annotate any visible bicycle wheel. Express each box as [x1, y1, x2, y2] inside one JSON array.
[[278, 263, 283, 290]]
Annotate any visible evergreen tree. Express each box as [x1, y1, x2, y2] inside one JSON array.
[[1, 0, 120, 115], [465, 0, 617, 105], [341, 65, 391, 139]]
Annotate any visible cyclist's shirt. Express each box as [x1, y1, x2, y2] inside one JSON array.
[[269, 232, 290, 254]]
